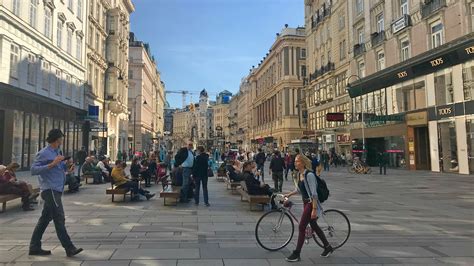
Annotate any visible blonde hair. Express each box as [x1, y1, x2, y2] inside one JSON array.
[[296, 154, 313, 172]]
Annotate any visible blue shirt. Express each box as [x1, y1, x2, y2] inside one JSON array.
[[31, 146, 67, 192], [181, 149, 194, 168]]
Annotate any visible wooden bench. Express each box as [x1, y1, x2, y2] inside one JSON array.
[[83, 174, 94, 184], [159, 186, 181, 206], [216, 170, 226, 182], [237, 181, 271, 211], [106, 181, 131, 202], [224, 175, 241, 194], [0, 188, 40, 213]]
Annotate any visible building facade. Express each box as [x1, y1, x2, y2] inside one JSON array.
[[304, 0, 352, 154], [172, 106, 193, 149], [249, 26, 306, 151], [196, 89, 213, 148], [212, 90, 232, 152], [128, 32, 164, 153], [346, 0, 474, 174], [0, 0, 87, 168]]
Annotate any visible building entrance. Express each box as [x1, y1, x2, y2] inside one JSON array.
[[414, 126, 430, 170]]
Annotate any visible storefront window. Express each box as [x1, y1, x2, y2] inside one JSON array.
[[22, 113, 31, 168], [12, 111, 24, 165], [462, 62, 474, 101], [385, 136, 406, 168], [414, 81, 426, 109], [68, 121, 74, 156], [467, 119, 474, 174], [30, 114, 40, 167], [438, 121, 458, 172], [434, 69, 453, 106]]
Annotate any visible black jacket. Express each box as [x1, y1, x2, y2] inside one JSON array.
[[174, 147, 189, 167], [243, 171, 266, 195], [270, 156, 286, 172], [193, 153, 209, 178], [255, 152, 266, 165]]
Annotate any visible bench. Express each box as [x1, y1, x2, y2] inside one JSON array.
[[0, 188, 40, 213], [224, 175, 241, 194], [159, 186, 181, 206], [237, 181, 271, 211], [216, 170, 226, 182], [106, 181, 131, 202], [83, 174, 94, 184]]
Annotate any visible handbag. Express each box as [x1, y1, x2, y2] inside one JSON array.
[[207, 167, 214, 177]]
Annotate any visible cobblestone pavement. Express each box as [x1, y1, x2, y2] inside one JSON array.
[[1, 164, 473, 265]]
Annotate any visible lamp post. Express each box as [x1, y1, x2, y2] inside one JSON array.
[[133, 94, 147, 154], [101, 66, 123, 156], [346, 74, 365, 162]]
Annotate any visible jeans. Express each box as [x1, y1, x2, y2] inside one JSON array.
[[272, 171, 284, 192], [323, 162, 330, 171], [180, 167, 192, 201], [117, 181, 147, 196], [30, 190, 74, 251], [296, 202, 329, 252], [257, 164, 265, 182], [194, 175, 209, 204], [379, 164, 386, 175]]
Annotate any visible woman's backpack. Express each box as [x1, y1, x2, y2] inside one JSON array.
[[304, 170, 330, 203]]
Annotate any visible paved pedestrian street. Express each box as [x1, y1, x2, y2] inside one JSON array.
[[1, 167, 473, 265]]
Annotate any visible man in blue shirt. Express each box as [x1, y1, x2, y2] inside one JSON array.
[[174, 141, 195, 203], [29, 129, 83, 257]]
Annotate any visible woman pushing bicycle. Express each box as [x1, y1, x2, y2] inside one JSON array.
[[284, 154, 334, 262]]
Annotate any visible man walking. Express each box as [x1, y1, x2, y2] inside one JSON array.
[[174, 141, 195, 203], [29, 129, 83, 257], [322, 151, 330, 171], [269, 151, 286, 192], [255, 148, 266, 182]]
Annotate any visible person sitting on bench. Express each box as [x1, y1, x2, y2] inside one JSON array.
[[111, 160, 155, 201], [242, 161, 276, 209], [96, 156, 110, 183], [82, 157, 103, 184], [0, 164, 36, 211], [64, 161, 81, 192], [226, 160, 243, 182]]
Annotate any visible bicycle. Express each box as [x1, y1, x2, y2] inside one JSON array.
[[255, 194, 351, 251], [348, 161, 372, 174]]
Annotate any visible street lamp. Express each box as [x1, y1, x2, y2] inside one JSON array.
[[133, 94, 147, 154], [101, 66, 123, 156], [346, 74, 365, 162]]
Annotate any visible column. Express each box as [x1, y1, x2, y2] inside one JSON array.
[[428, 121, 440, 172], [289, 88, 294, 115]]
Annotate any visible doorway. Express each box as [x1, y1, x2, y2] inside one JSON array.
[[414, 126, 430, 170]]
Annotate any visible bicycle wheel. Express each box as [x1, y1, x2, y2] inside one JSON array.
[[255, 209, 294, 251], [313, 209, 351, 249], [365, 167, 372, 174]]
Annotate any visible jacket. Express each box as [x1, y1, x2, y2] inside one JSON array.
[[111, 167, 128, 187], [270, 156, 286, 172], [193, 153, 209, 178], [243, 171, 265, 195], [255, 152, 266, 165], [174, 147, 189, 167]]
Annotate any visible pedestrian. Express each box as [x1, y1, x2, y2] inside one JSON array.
[[193, 146, 210, 206], [75, 146, 87, 179], [29, 129, 83, 257], [284, 152, 291, 181], [111, 160, 155, 201], [165, 151, 172, 171], [122, 150, 127, 163], [377, 151, 387, 175], [269, 150, 286, 192], [117, 150, 122, 162], [174, 141, 195, 203], [255, 148, 266, 182], [322, 151, 330, 171], [284, 154, 333, 262]]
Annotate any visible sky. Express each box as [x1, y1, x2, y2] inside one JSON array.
[[130, 0, 304, 108]]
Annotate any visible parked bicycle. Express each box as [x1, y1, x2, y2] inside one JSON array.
[[255, 194, 351, 251], [348, 159, 372, 174]]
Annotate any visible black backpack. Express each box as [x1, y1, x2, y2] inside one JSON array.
[[304, 171, 330, 203]]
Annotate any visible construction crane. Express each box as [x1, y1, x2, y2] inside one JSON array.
[[165, 90, 218, 108]]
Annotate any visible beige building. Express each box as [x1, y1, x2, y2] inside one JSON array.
[[128, 33, 164, 152], [237, 78, 252, 150], [172, 106, 193, 149], [345, 0, 474, 174], [304, 0, 352, 154], [249, 26, 306, 150], [228, 93, 239, 148]]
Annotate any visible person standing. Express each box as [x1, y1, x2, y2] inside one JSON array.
[[255, 148, 266, 182], [29, 129, 83, 257], [193, 146, 210, 206], [321, 151, 330, 172], [269, 151, 286, 192], [75, 147, 87, 179], [122, 150, 127, 163], [377, 151, 387, 175], [284, 154, 333, 262], [174, 141, 195, 203]]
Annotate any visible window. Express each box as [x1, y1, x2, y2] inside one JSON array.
[[55, 69, 61, 95], [463, 62, 474, 101], [431, 21, 443, 49], [68, 0, 73, 11], [27, 54, 36, 85], [434, 69, 453, 106], [128, 70, 133, 79], [356, 0, 363, 14], [301, 65, 306, 77], [400, 38, 410, 61], [77, 0, 83, 20], [339, 40, 346, 60], [356, 27, 364, 44], [75, 80, 81, 102], [76, 36, 82, 60], [12, 0, 20, 16], [29, 0, 37, 28], [377, 51, 385, 70], [10, 44, 19, 78], [338, 14, 345, 31], [401, 0, 409, 16], [88, 26, 93, 46], [358, 60, 365, 78], [301, 48, 306, 59], [67, 29, 72, 54], [57, 21, 63, 48], [327, 50, 331, 63], [66, 75, 72, 99], [376, 13, 384, 33], [44, 8, 52, 39], [42, 61, 50, 90]]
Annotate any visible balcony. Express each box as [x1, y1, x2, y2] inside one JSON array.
[[309, 62, 335, 82], [353, 43, 366, 57], [421, 0, 446, 19], [371, 31, 385, 47], [311, 5, 331, 29], [391, 14, 411, 34]]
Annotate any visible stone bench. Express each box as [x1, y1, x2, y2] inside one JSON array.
[[0, 187, 40, 213], [159, 186, 181, 206], [237, 181, 271, 211]]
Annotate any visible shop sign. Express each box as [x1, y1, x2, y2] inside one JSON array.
[[366, 114, 405, 122], [326, 112, 345, 121], [436, 105, 454, 119], [337, 134, 351, 143], [408, 141, 415, 152], [406, 111, 427, 126]]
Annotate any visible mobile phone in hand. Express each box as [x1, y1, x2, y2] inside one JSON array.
[[63, 156, 71, 161]]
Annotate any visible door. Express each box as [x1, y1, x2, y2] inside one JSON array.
[[415, 126, 430, 170]]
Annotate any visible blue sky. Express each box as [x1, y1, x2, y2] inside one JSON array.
[[130, 0, 304, 108]]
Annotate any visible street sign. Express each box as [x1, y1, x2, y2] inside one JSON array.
[[90, 127, 107, 132]]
